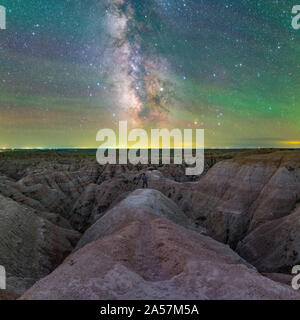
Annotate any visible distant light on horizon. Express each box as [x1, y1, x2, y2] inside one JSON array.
[[280, 141, 300, 146]]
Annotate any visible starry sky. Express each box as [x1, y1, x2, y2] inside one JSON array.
[[0, 0, 300, 149]]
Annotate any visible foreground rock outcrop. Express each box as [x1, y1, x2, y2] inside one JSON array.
[[20, 190, 298, 300], [75, 189, 203, 250], [0, 149, 299, 299]]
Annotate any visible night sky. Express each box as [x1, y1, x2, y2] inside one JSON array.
[[0, 0, 300, 148]]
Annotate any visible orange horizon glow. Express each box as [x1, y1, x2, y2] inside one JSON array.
[[280, 141, 300, 146]]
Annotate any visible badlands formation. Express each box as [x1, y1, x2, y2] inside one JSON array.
[[0, 149, 299, 299]]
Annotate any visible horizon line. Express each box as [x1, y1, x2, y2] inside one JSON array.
[[1, 147, 300, 151]]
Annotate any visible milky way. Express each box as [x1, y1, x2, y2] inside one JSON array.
[[101, 0, 172, 126], [0, 0, 300, 148]]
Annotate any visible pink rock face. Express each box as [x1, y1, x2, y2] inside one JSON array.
[[15, 167, 99, 215], [20, 190, 299, 300], [186, 151, 300, 245], [0, 166, 99, 217], [237, 206, 300, 273], [75, 188, 202, 250]]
